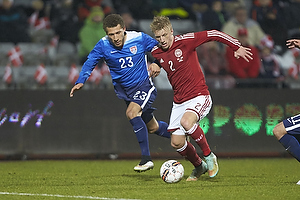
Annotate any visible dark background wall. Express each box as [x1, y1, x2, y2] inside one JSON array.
[[0, 89, 298, 160]]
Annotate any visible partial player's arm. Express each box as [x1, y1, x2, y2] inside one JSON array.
[[286, 39, 300, 49], [234, 46, 253, 62], [143, 32, 161, 78], [148, 61, 161, 78], [69, 41, 104, 97], [193, 30, 253, 62], [70, 83, 84, 97]]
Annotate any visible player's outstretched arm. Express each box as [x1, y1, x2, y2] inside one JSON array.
[[234, 46, 253, 62], [286, 39, 300, 49], [70, 83, 84, 97], [148, 62, 161, 78]]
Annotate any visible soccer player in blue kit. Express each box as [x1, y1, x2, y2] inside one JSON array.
[[273, 38, 300, 185], [70, 14, 170, 172]]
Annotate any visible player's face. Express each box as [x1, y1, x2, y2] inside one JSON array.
[[154, 28, 174, 50], [106, 24, 126, 48]]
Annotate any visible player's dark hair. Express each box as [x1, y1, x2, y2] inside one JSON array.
[[103, 14, 125, 32]]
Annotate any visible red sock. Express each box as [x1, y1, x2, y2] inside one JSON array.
[[177, 141, 202, 167], [187, 124, 211, 156]]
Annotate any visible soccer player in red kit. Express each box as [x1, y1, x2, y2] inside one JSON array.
[[148, 16, 253, 181]]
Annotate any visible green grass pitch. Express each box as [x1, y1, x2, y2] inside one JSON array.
[[0, 158, 299, 200]]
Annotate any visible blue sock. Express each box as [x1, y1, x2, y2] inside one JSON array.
[[130, 116, 150, 158], [154, 121, 171, 138], [279, 134, 300, 162]]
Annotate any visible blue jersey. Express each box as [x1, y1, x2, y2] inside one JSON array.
[[76, 31, 158, 89]]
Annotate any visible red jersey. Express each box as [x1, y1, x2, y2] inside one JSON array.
[[151, 30, 241, 104]]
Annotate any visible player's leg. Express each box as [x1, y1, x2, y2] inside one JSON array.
[[273, 120, 300, 162], [181, 112, 211, 156], [139, 81, 170, 139], [168, 99, 209, 181], [145, 114, 170, 138], [171, 131, 207, 181], [181, 95, 218, 177], [182, 112, 218, 177], [126, 79, 159, 172], [273, 116, 300, 185], [127, 102, 153, 172]]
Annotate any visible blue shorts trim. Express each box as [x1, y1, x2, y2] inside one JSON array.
[[116, 78, 157, 123]]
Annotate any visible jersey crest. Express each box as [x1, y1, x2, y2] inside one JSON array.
[[130, 45, 137, 54], [174, 49, 183, 62]]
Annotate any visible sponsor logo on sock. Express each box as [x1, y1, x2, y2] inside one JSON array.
[[134, 127, 144, 133], [195, 135, 203, 142]]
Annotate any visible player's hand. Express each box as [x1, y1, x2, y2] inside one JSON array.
[[234, 46, 253, 62], [286, 39, 300, 49], [70, 83, 84, 97], [148, 63, 161, 78]]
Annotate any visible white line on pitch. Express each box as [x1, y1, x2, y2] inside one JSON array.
[[0, 192, 141, 200]]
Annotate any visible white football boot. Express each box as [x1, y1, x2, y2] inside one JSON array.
[[134, 161, 154, 172]]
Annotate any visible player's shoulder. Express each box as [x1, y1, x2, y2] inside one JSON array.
[[97, 36, 109, 45], [93, 36, 114, 53], [126, 31, 143, 41], [151, 45, 160, 53], [174, 33, 195, 42], [92, 36, 108, 49]]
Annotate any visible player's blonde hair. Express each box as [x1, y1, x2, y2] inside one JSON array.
[[150, 16, 173, 33]]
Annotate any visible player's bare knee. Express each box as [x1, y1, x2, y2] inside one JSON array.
[[171, 132, 186, 149], [126, 110, 137, 120], [273, 122, 286, 140], [170, 138, 185, 149], [171, 141, 184, 149], [180, 118, 193, 131], [148, 125, 159, 134], [146, 118, 159, 134]]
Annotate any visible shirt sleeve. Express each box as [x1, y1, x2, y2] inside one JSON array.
[[142, 32, 159, 52], [75, 41, 104, 84], [192, 30, 241, 51]]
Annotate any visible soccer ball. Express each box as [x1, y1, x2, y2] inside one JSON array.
[[160, 160, 184, 183]]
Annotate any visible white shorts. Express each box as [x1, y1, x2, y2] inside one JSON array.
[[169, 95, 212, 135]]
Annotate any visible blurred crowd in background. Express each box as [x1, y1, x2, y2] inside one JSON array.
[[1, 0, 300, 90]]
